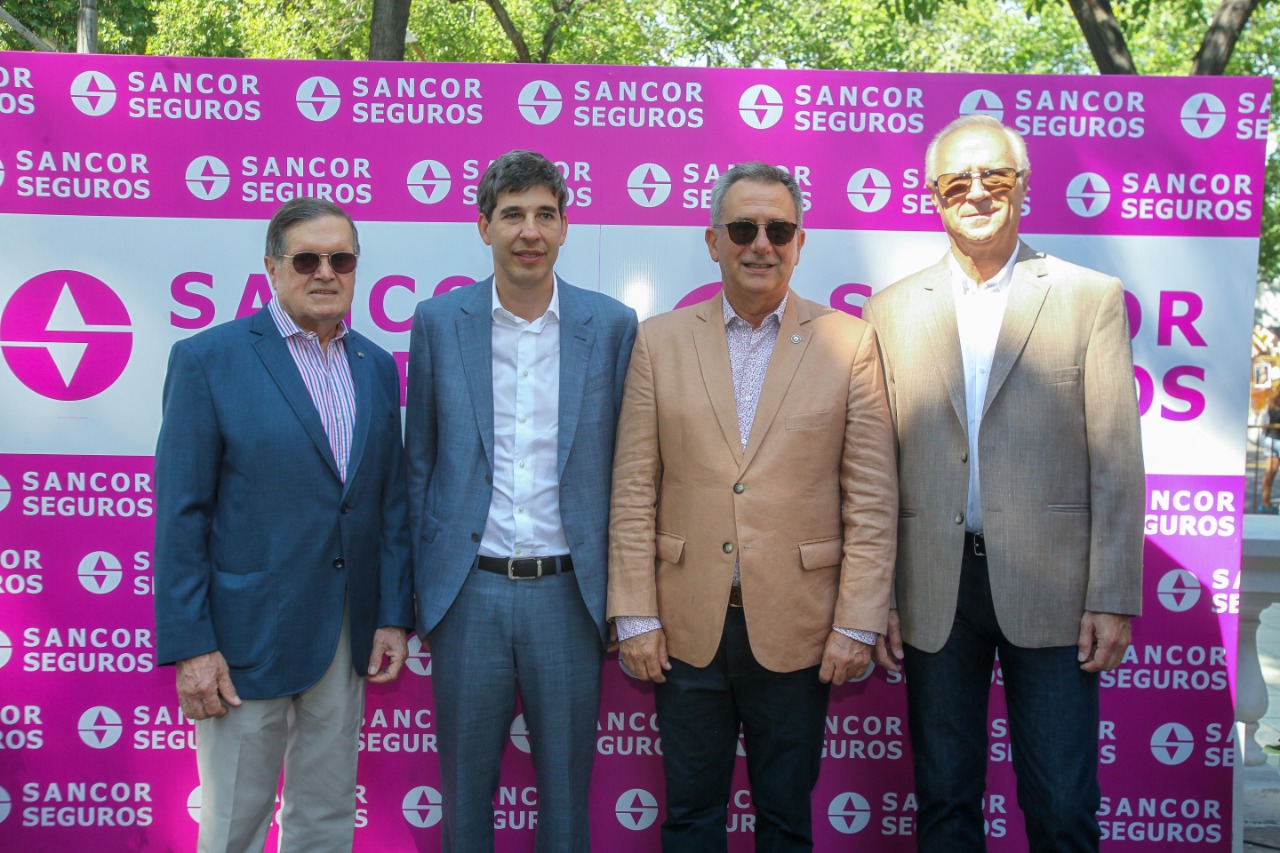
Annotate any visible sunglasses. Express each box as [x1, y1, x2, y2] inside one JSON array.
[[714, 220, 799, 246], [279, 251, 358, 275], [932, 168, 1026, 199]]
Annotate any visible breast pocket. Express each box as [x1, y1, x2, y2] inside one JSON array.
[[785, 411, 831, 430]]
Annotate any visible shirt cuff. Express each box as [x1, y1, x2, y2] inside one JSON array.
[[834, 626, 878, 646], [615, 616, 662, 642]]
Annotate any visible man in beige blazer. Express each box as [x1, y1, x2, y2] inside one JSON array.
[[863, 115, 1144, 852], [608, 162, 897, 852]]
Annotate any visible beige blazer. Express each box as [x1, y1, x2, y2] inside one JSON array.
[[607, 292, 898, 672], [861, 243, 1145, 652]]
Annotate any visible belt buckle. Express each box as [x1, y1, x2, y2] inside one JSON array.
[[507, 557, 543, 580], [971, 534, 986, 558]]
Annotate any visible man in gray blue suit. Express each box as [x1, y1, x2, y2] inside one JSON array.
[[406, 150, 637, 852], [154, 198, 414, 853]]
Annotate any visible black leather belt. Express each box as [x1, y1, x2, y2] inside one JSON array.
[[966, 532, 986, 558], [728, 585, 743, 608], [476, 554, 573, 580]]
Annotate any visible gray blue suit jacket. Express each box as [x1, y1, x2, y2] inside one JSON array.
[[405, 277, 637, 644], [153, 307, 414, 698]]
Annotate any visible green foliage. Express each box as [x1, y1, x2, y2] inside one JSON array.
[[148, 0, 371, 59], [0, 0, 154, 53]]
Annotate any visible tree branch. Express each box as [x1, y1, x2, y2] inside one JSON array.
[[484, 0, 532, 62], [0, 5, 61, 51], [1192, 0, 1263, 75], [1064, 0, 1136, 74], [538, 0, 584, 63]]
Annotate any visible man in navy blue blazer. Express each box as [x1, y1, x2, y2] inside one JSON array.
[[154, 198, 414, 853], [406, 150, 637, 852]]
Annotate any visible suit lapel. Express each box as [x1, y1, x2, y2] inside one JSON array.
[[692, 294, 744, 461], [984, 243, 1050, 415], [915, 259, 969, 431], [740, 294, 807, 472], [556, 280, 595, 478], [342, 329, 373, 494], [249, 308, 341, 480], [457, 279, 496, 469]]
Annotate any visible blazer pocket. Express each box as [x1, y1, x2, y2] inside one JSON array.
[[655, 531, 685, 565], [1048, 503, 1091, 513], [799, 536, 843, 571], [785, 411, 831, 430], [418, 509, 442, 545], [210, 570, 277, 671], [1043, 366, 1081, 385]]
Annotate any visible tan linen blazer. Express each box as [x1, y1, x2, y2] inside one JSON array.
[[607, 291, 898, 672], [861, 243, 1145, 653]]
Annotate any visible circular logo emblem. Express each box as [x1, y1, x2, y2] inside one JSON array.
[[1065, 172, 1111, 218], [186, 786, 202, 822], [615, 788, 659, 830], [0, 785, 10, 824], [958, 89, 1004, 120], [407, 160, 452, 205], [70, 70, 116, 116], [509, 713, 532, 753], [0, 157, 6, 190], [402, 785, 444, 828], [78, 550, 123, 594], [1, 271, 133, 401], [846, 168, 892, 213], [405, 634, 432, 676], [0, 474, 10, 512], [0, 630, 11, 669], [626, 163, 671, 208], [1180, 93, 1226, 139], [296, 76, 341, 122], [78, 705, 123, 748], [1156, 568, 1202, 613], [738, 84, 783, 130], [1150, 722, 1195, 766], [518, 80, 563, 125], [828, 792, 872, 834], [185, 156, 231, 201]]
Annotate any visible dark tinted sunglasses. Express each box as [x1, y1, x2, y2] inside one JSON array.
[[280, 251, 358, 275], [714, 219, 799, 246], [932, 168, 1026, 199]]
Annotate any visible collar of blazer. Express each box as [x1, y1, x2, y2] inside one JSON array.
[[691, 289, 816, 473], [246, 305, 371, 488]]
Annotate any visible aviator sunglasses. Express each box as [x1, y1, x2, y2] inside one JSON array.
[[932, 167, 1027, 199], [279, 251, 359, 275], [713, 219, 799, 247]]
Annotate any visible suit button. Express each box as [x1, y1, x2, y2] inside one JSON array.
[[340, 504, 351, 515], [485, 474, 493, 485], [333, 558, 345, 569], [953, 514, 964, 525], [961, 452, 969, 463], [471, 532, 481, 542], [722, 542, 734, 554], [733, 483, 745, 494]]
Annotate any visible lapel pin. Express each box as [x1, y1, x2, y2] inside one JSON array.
[[791, 334, 801, 344], [356, 351, 365, 358]]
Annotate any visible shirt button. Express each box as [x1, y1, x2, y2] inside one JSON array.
[[954, 514, 965, 525], [517, 506, 524, 514], [515, 548, 523, 556], [733, 483, 745, 494], [522, 370, 529, 378], [519, 461, 526, 469], [333, 558, 345, 569], [722, 542, 734, 554], [519, 415, 527, 424]]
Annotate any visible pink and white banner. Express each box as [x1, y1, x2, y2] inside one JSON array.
[[0, 53, 1269, 850]]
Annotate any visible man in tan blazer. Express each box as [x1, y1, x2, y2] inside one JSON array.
[[608, 162, 897, 852], [863, 115, 1144, 852]]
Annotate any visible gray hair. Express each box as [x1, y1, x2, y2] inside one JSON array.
[[924, 114, 1031, 182], [264, 197, 360, 258], [476, 150, 568, 221], [709, 162, 804, 228]]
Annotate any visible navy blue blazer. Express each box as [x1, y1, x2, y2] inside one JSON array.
[[405, 277, 637, 644], [153, 306, 414, 699]]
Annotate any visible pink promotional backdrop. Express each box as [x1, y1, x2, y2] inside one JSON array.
[[0, 53, 1270, 850]]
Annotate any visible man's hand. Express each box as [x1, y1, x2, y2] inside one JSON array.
[[619, 629, 672, 683], [1077, 611, 1131, 673], [873, 610, 903, 674], [176, 651, 240, 721], [367, 627, 410, 683], [820, 630, 872, 685]]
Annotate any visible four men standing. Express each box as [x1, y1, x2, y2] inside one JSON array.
[[155, 123, 1143, 851]]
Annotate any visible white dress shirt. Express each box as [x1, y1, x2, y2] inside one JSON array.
[[949, 249, 1019, 534], [478, 281, 569, 558]]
